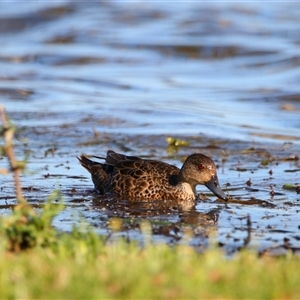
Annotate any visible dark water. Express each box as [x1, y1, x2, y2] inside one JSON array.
[[1, 1, 300, 255]]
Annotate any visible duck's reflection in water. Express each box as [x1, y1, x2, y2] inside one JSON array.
[[90, 194, 222, 226], [87, 194, 223, 251]]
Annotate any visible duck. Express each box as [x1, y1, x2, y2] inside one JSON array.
[[78, 150, 228, 201]]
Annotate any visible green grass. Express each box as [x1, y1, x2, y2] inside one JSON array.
[[1, 230, 300, 299]]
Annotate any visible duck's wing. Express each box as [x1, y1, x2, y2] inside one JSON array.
[[115, 159, 180, 181], [105, 150, 142, 166]]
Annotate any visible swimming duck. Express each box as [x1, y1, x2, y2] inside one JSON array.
[[78, 150, 228, 201]]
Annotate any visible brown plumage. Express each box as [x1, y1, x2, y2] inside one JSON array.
[[78, 150, 228, 201]]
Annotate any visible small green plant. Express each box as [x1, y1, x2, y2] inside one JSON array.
[[0, 193, 64, 252]]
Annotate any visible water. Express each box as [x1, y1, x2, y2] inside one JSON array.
[[1, 1, 300, 255]]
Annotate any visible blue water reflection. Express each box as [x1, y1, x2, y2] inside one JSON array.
[[1, 1, 300, 142]]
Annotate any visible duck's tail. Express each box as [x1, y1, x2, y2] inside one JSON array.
[[77, 155, 103, 172], [77, 155, 108, 193]]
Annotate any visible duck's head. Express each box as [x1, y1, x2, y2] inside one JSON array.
[[179, 153, 228, 201]]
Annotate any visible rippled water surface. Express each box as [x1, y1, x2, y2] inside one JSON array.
[[1, 1, 300, 255]]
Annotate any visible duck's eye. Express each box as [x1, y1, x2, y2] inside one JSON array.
[[198, 163, 204, 170]]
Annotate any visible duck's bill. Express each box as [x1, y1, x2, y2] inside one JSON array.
[[205, 176, 228, 201]]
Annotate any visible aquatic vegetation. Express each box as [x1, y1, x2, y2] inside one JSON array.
[[166, 136, 190, 147]]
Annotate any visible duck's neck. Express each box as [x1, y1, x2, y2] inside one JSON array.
[[177, 182, 197, 200], [178, 171, 198, 193]]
